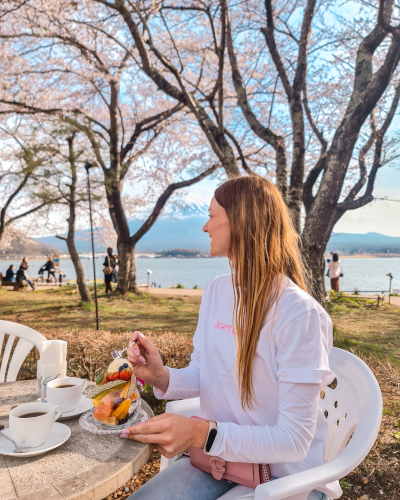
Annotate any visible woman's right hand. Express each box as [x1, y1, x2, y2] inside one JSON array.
[[127, 331, 170, 393]]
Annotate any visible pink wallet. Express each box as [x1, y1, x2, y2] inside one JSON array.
[[189, 416, 271, 489]]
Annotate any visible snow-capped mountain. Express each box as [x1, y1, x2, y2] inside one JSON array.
[[132, 192, 209, 221], [171, 192, 209, 218]]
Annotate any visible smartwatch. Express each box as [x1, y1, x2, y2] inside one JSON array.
[[203, 420, 218, 453]]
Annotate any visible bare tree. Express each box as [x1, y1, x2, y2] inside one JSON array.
[[0, 125, 61, 248], [50, 130, 93, 303]]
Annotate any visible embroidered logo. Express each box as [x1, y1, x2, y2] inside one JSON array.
[[213, 321, 237, 335]]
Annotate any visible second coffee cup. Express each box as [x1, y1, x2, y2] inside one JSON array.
[[46, 377, 88, 413]]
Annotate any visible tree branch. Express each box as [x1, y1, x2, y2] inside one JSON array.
[[130, 164, 218, 245], [120, 102, 183, 162], [261, 0, 293, 101]]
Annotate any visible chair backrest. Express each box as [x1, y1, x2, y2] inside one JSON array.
[[320, 347, 382, 462], [0, 320, 46, 383]]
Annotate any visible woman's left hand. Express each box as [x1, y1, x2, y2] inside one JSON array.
[[120, 413, 209, 458]]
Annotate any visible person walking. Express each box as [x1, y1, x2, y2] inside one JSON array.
[[122, 176, 340, 500], [327, 252, 343, 292], [103, 247, 116, 293], [41, 256, 56, 282], [5, 265, 16, 282]]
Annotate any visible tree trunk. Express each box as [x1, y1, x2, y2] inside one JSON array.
[[301, 234, 326, 304], [128, 246, 138, 292], [66, 236, 92, 302], [116, 240, 138, 293], [0, 225, 5, 249], [57, 134, 92, 303]]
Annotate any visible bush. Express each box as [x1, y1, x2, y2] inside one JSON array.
[[15, 329, 193, 383]]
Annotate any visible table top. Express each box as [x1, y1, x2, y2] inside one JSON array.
[[0, 379, 153, 500]]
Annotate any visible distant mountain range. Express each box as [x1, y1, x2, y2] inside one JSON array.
[[327, 232, 400, 253], [34, 194, 400, 254]]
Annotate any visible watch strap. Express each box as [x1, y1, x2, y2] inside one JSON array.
[[203, 420, 218, 453]]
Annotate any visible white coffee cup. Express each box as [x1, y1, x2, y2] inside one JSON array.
[[46, 377, 88, 413], [9, 402, 62, 448]]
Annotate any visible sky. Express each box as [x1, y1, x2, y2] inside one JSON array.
[[187, 163, 400, 237]]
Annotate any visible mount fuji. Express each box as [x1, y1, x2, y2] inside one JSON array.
[[35, 193, 212, 253]]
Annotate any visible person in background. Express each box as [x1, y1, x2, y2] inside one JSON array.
[[5, 265, 16, 282], [20, 257, 29, 270], [17, 262, 34, 290], [41, 255, 56, 282], [327, 252, 343, 292], [103, 247, 116, 293]]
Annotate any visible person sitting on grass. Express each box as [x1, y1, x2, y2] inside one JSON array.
[[121, 176, 340, 500], [5, 265, 16, 282]]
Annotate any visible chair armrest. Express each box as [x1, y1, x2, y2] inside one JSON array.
[[165, 397, 200, 418], [160, 398, 201, 471], [254, 443, 366, 500]]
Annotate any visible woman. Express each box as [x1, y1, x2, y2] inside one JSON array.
[[20, 257, 29, 270], [17, 259, 34, 290], [327, 253, 342, 292], [123, 177, 341, 500], [5, 265, 16, 282], [103, 247, 116, 293]]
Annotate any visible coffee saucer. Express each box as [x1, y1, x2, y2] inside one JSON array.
[[0, 422, 71, 457], [58, 396, 93, 420]]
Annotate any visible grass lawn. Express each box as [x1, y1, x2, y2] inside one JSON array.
[[1, 287, 399, 499], [0, 285, 201, 335], [327, 295, 400, 365]]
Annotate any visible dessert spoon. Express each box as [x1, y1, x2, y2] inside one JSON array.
[[111, 340, 137, 359]]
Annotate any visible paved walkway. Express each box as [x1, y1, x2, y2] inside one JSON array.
[[138, 286, 203, 297]]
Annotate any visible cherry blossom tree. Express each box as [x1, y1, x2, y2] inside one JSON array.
[[0, 0, 221, 293], [92, 0, 400, 299]]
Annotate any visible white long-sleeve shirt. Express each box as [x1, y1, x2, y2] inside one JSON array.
[[154, 274, 342, 499], [327, 260, 341, 279]]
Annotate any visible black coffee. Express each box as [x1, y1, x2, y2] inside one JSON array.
[[55, 385, 76, 388], [19, 412, 47, 418]]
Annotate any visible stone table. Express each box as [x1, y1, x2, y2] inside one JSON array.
[[0, 380, 153, 500]]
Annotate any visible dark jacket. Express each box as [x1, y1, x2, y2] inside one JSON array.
[[44, 260, 55, 272], [103, 252, 116, 270], [103, 252, 116, 283], [16, 268, 26, 282], [5, 268, 16, 281]]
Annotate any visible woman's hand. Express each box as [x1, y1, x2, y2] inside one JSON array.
[[120, 414, 209, 458], [127, 331, 170, 393]]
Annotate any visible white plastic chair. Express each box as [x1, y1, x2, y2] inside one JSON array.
[[160, 347, 383, 500], [0, 320, 48, 383]]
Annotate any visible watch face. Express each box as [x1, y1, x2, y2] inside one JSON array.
[[206, 428, 218, 453]]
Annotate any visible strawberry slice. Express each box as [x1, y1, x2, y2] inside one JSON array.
[[106, 371, 119, 382], [119, 367, 132, 381]]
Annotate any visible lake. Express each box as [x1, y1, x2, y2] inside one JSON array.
[[0, 257, 398, 293]]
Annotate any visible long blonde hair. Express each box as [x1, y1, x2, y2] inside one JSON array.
[[214, 176, 310, 410]]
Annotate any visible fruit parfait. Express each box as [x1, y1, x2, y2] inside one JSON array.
[[87, 358, 141, 428]]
